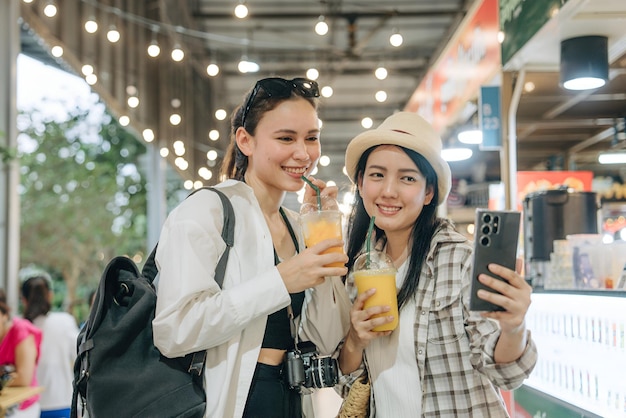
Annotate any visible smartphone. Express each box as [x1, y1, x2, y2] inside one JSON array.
[[469, 209, 521, 311]]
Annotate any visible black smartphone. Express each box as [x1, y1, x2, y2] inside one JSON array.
[[469, 209, 521, 311]]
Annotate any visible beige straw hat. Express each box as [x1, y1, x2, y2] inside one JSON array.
[[344, 111, 451, 205]]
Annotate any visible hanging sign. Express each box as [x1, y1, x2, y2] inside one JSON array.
[[479, 85, 501, 150]]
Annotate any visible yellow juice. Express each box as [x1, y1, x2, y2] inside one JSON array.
[[301, 211, 345, 268], [354, 268, 398, 331]]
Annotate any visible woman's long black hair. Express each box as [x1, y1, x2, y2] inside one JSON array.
[[345, 146, 442, 310]]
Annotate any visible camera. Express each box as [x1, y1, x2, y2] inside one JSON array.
[[284, 342, 338, 390]]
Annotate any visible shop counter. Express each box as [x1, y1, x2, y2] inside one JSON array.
[[515, 290, 626, 417]]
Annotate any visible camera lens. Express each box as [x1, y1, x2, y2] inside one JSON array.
[[480, 236, 490, 247], [481, 225, 491, 235], [309, 356, 338, 388], [482, 213, 491, 223]]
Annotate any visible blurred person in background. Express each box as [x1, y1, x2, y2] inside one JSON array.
[[21, 276, 79, 418], [0, 289, 42, 418]]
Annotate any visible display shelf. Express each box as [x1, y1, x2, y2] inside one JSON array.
[[523, 292, 626, 417]]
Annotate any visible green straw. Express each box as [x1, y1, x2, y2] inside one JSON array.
[[366, 216, 375, 268], [301, 176, 322, 210]]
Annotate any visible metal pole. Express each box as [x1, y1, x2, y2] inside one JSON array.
[[0, 0, 21, 308]]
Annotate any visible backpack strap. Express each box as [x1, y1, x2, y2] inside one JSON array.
[[141, 186, 235, 288], [147, 186, 235, 376], [187, 187, 235, 376]]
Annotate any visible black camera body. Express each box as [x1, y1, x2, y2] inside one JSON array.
[[285, 342, 338, 390]]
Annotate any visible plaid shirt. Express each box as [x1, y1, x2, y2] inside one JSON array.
[[337, 220, 537, 417]]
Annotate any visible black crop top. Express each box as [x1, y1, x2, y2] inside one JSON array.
[[261, 208, 304, 350]]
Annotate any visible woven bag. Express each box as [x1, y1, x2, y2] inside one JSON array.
[[337, 374, 370, 418]]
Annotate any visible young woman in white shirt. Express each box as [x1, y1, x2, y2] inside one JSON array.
[[153, 77, 351, 418]]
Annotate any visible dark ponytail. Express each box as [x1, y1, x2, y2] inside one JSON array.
[[21, 276, 51, 322]]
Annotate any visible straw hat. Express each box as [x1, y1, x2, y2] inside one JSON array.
[[344, 111, 451, 205]]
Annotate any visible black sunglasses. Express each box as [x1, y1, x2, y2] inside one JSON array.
[[241, 77, 320, 128]]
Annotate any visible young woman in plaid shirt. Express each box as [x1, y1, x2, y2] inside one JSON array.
[[337, 112, 538, 417]]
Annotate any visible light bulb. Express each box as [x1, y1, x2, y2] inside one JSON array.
[[147, 41, 160, 57], [43, 2, 57, 17], [171, 46, 184, 62], [107, 26, 120, 43], [234, 3, 248, 18], [315, 16, 328, 36], [206, 63, 220, 76], [84, 18, 98, 33], [306, 68, 319, 80], [375, 66, 388, 80], [389, 31, 403, 47]]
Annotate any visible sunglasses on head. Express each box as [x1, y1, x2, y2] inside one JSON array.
[[241, 77, 320, 128]]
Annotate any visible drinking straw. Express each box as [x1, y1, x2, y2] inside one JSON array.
[[301, 176, 322, 210], [366, 216, 375, 268]]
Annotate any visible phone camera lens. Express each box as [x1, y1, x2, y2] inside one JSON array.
[[482, 214, 491, 223], [481, 225, 491, 235], [480, 236, 490, 247]]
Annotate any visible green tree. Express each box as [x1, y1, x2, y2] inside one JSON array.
[[18, 107, 147, 316]]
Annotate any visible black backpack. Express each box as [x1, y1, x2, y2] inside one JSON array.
[[71, 187, 235, 418]]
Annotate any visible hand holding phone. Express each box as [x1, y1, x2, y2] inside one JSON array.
[[469, 209, 521, 312]]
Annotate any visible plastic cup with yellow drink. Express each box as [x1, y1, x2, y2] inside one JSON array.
[[352, 250, 399, 331], [300, 198, 345, 268]]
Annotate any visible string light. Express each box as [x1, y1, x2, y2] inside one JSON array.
[[171, 44, 184, 61], [85, 73, 97, 85], [107, 25, 120, 43], [206, 63, 219, 76], [127, 96, 139, 108], [375, 66, 387, 80], [50, 45, 63, 57], [142, 129, 155, 143], [237, 56, 259, 73], [389, 28, 403, 47], [361, 117, 373, 129], [208, 130, 220, 141], [147, 40, 160, 57], [206, 150, 218, 161], [169, 113, 182, 125], [43, 1, 57, 18], [234, 1, 249, 19], [315, 16, 328, 36], [37, 0, 405, 186], [215, 109, 227, 120], [84, 16, 98, 33], [147, 26, 160, 57], [306, 68, 319, 80]]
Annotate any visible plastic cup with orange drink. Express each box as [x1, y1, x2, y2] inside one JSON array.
[[300, 200, 345, 268], [352, 250, 399, 331]]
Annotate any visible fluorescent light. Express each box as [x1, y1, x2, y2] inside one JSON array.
[[457, 129, 483, 144], [563, 77, 606, 91], [598, 152, 626, 164], [441, 148, 472, 162]]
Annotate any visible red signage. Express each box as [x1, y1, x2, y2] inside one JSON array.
[[404, 0, 501, 134], [516, 170, 594, 210]]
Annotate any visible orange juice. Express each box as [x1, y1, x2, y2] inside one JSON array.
[[301, 210, 345, 267], [354, 268, 398, 331]]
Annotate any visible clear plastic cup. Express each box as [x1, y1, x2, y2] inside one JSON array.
[[300, 201, 345, 268], [352, 251, 398, 331]]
